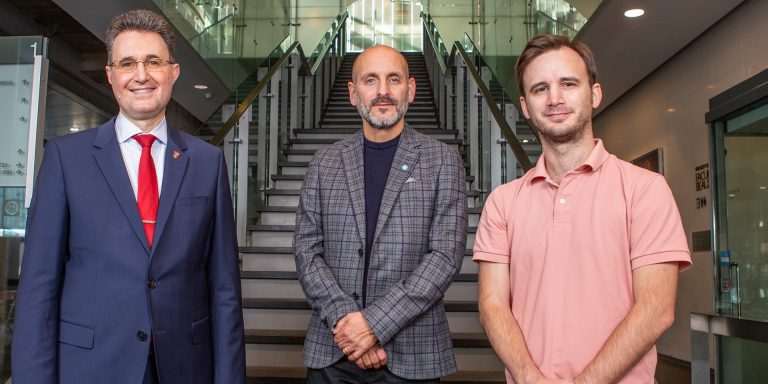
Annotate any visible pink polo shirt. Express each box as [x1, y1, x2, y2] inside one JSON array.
[[473, 140, 691, 383]]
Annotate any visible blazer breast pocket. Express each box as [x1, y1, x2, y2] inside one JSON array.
[[175, 196, 209, 206], [58, 320, 95, 349]]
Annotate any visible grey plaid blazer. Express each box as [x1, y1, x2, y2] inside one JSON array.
[[293, 125, 467, 380]]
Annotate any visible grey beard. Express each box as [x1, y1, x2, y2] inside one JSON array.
[[356, 95, 409, 129]]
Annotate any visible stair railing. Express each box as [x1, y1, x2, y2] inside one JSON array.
[[209, 10, 348, 246], [421, 12, 536, 202]]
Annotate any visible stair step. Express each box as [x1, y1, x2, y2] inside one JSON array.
[[241, 249, 478, 275], [241, 270, 478, 282], [245, 366, 505, 383], [256, 199, 482, 224], [263, 189, 301, 207], [241, 275, 477, 301], [243, 329, 490, 348], [245, 345, 502, 377], [289, 138, 462, 151], [293, 128, 455, 140], [249, 224, 478, 248], [243, 298, 478, 312]]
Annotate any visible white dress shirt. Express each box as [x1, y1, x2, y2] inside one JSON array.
[[115, 113, 167, 199]]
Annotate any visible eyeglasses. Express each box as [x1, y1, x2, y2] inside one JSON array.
[[109, 58, 175, 73]]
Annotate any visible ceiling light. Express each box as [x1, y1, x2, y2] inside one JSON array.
[[667, 107, 676, 112], [760, 186, 767, 190], [624, 9, 644, 18], [194, 84, 209, 90], [522, 139, 529, 143], [69, 127, 80, 132]]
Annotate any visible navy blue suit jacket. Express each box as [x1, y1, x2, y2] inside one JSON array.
[[12, 118, 246, 384]]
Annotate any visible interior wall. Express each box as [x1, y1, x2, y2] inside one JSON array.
[[295, 0, 343, 50], [592, 0, 768, 362]]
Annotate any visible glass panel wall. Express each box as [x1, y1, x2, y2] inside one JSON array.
[[425, 0, 591, 105], [0, 35, 48, 382], [346, 0, 424, 52], [154, 0, 290, 91]]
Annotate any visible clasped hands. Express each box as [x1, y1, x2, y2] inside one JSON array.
[[333, 312, 388, 370]]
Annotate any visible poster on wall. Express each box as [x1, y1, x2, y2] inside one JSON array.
[[0, 64, 34, 188], [631, 148, 664, 175]]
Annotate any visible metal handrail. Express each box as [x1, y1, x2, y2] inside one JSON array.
[[421, 12, 533, 172], [210, 37, 297, 146], [209, 11, 348, 146], [309, 13, 348, 75]]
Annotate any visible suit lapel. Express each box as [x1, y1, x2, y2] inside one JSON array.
[[151, 127, 189, 256], [373, 126, 420, 244], [341, 132, 368, 246], [92, 119, 151, 254]]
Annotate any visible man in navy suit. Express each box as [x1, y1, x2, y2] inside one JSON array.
[[12, 9, 246, 384]]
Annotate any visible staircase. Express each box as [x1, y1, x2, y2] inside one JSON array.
[[240, 52, 506, 382]]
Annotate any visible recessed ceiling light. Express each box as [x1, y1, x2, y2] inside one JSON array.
[[624, 9, 645, 18], [667, 107, 676, 112], [760, 186, 767, 190], [194, 84, 209, 90], [70, 127, 80, 132], [522, 139, 529, 143]]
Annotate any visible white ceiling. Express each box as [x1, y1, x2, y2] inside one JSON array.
[[575, 0, 744, 114]]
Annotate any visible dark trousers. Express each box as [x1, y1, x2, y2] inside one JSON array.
[[143, 351, 159, 384], [307, 358, 441, 384]]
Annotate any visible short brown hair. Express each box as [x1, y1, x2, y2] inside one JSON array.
[[515, 34, 598, 94], [105, 9, 176, 63]]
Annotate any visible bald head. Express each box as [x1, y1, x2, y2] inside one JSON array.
[[347, 44, 416, 141], [351, 45, 410, 82]]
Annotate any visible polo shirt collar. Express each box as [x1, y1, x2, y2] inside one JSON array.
[[529, 139, 610, 184]]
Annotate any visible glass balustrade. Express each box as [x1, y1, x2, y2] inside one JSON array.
[[422, 12, 536, 204], [424, 0, 592, 121], [154, 0, 291, 91]]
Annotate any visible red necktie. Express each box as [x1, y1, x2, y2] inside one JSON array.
[[134, 134, 159, 248]]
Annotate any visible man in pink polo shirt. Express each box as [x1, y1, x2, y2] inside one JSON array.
[[473, 34, 691, 384]]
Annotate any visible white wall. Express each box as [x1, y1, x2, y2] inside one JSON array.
[[592, 0, 768, 362]]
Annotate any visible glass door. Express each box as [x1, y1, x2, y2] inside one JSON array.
[[711, 93, 768, 383]]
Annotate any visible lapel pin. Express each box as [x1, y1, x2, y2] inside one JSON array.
[[172, 151, 181, 159], [401, 164, 408, 171]]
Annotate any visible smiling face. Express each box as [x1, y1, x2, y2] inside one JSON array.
[[348, 45, 416, 141], [106, 30, 180, 131], [519, 47, 602, 145]]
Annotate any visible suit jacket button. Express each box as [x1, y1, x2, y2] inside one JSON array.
[[352, 292, 360, 300], [357, 248, 363, 257], [137, 330, 148, 342], [148, 279, 158, 289]]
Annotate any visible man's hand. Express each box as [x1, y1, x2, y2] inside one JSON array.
[[351, 344, 388, 370], [333, 312, 378, 360]]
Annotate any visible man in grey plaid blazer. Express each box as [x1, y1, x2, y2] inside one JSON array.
[[294, 45, 468, 382]]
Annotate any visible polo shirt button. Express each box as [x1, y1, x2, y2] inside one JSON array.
[[357, 248, 363, 257], [136, 330, 148, 342], [559, 198, 566, 205]]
